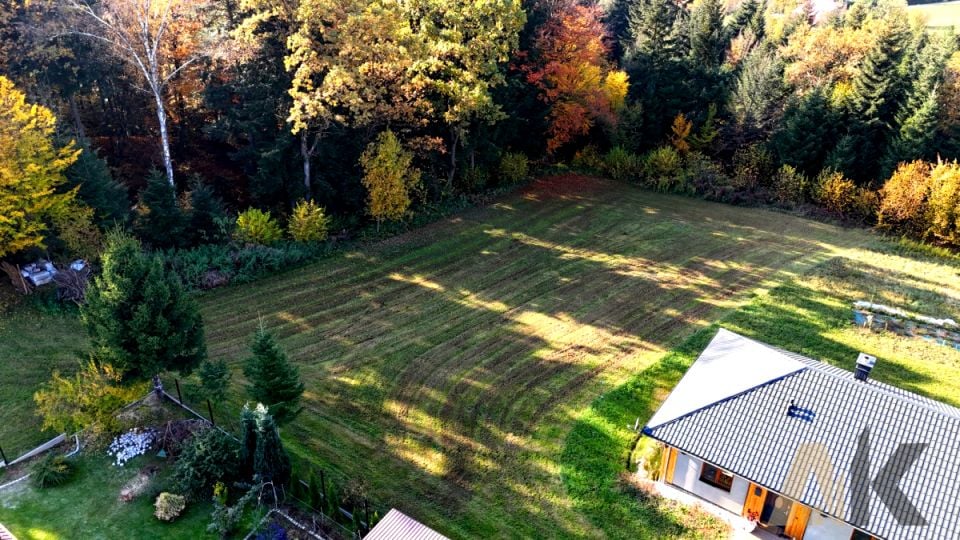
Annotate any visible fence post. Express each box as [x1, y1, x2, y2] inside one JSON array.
[[207, 399, 216, 427], [0, 444, 7, 466], [175, 379, 183, 404]]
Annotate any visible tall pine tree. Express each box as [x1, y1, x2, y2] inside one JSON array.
[[843, 23, 909, 182], [135, 170, 186, 249], [772, 88, 838, 177], [243, 322, 305, 425], [65, 144, 129, 229], [688, 0, 726, 71]]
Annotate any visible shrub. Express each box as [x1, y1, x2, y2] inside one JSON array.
[[772, 165, 809, 207], [926, 161, 960, 243], [877, 160, 932, 236], [572, 145, 604, 172], [499, 152, 530, 184], [171, 428, 242, 498], [641, 147, 681, 188], [680, 152, 732, 201], [154, 492, 187, 522], [235, 208, 283, 246], [287, 199, 330, 243], [32, 454, 74, 488], [34, 360, 147, 439], [603, 146, 641, 182], [815, 170, 859, 218], [459, 166, 489, 191], [731, 145, 775, 191]]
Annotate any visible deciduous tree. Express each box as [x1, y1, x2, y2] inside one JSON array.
[[0, 76, 80, 258], [360, 130, 421, 228], [62, 0, 217, 188]]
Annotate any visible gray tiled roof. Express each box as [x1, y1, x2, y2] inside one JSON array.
[[644, 330, 960, 540]]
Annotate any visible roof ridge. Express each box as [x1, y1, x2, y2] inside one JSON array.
[[643, 367, 807, 433], [773, 346, 960, 420]]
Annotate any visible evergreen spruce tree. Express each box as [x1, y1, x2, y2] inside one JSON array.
[[65, 145, 129, 229], [772, 88, 837, 176], [135, 169, 186, 249], [240, 404, 259, 479], [82, 230, 206, 379], [199, 359, 231, 402], [844, 24, 909, 181], [184, 176, 226, 246], [883, 88, 939, 176], [728, 48, 785, 144], [243, 323, 305, 425], [688, 0, 726, 71], [252, 404, 291, 486], [725, 0, 765, 42]]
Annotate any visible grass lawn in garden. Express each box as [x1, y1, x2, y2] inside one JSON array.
[[0, 453, 217, 540], [5, 175, 960, 538], [0, 310, 85, 457]]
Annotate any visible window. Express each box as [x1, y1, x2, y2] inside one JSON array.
[[699, 462, 735, 492]]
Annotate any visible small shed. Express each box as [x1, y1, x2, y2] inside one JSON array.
[[364, 509, 448, 540]]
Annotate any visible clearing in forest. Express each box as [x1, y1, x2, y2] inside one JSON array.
[[198, 175, 870, 537]]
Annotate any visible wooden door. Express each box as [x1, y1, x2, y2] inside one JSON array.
[[664, 447, 678, 483], [742, 483, 767, 521], [784, 502, 811, 539]]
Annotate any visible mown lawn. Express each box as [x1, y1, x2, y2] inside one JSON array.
[[563, 242, 960, 538], [8, 175, 960, 538], [0, 453, 217, 540], [0, 310, 85, 457], [193, 176, 869, 538]]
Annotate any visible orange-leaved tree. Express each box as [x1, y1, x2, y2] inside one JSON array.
[[524, 1, 627, 154]]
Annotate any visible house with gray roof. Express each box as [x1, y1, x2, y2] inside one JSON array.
[[643, 328, 960, 540]]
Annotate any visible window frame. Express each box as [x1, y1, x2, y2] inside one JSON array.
[[698, 462, 735, 492]]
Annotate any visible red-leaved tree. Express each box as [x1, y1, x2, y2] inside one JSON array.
[[524, 1, 627, 154]]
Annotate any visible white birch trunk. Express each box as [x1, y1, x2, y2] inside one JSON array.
[[153, 89, 175, 188]]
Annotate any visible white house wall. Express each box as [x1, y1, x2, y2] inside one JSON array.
[[671, 452, 749, 514], [804, 512, 854, 540]]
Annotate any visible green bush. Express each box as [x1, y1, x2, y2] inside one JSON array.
[[171, 428, 242, 498], [572, 145, 604, 172], [459, 166, 489, 191], [154, 492, 187, 522], [288, 199, 331, 243], [772, 164, 809, 206], [603, 146, 641, 182], [499, 152, 530, 184], [32, 454, 75, 488], [234, 208, 283, 246], [641, 147, 681, 188], [731, 145, 775, 191], [679, 152, 732, 201]]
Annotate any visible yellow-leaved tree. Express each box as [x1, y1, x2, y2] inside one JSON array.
[[360, 130, 421, 230], [0, 76, 80, 258]]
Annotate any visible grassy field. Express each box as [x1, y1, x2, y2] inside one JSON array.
[[6, 175, 960, 538], [0, 310, 85, 457], [909, 1, 960, 31]]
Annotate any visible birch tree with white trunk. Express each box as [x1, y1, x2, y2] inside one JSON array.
[[61, 0, 213, 188]]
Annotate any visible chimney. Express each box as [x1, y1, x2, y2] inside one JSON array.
[[854, 353, 876, 382]]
